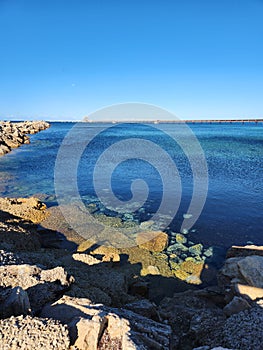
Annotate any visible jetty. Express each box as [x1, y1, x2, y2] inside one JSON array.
[[84, 118, 263, 124]]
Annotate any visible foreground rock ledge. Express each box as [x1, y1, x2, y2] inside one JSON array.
[[0, 120, 50, 155], [1, 200, 263, 349]]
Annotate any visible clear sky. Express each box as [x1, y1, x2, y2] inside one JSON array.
[[0, 0, 263, 121]]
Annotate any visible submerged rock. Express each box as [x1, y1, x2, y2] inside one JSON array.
[[175, 233, 187, 244], [189, 243, 203, 257], [167, 242, 188, 253], [136, 231, 168, 252]]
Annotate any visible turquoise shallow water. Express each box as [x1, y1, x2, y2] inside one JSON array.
[[0, 122, 262, 249]]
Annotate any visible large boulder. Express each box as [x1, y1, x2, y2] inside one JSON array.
[[0, 264, 71, 312], [237, 256, 263, 288], [219, 249, 263, 303], [40, 295, 172, 349]]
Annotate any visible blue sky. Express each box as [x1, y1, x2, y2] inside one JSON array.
[[0, 0, 263, 120]]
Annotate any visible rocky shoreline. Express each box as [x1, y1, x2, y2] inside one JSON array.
[[0, 197, 263, 349], [0, 121, 263, 349], [0, 121, 50, 155]]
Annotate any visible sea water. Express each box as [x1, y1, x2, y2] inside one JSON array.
[[0, 122, 262, 248]]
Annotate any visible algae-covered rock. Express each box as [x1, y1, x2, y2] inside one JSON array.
[[189, 243, 203, 257], [171, 259, 204, 285], [136, 231, 168, 252], [176, 233, 187, 244], [167, 242, 188, 253]]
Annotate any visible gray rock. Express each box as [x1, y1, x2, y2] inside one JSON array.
[[237, 255, 263, 288], [223, 296, 251, 317], [125, 299, 159, 319], [0, 286, 30, 318]]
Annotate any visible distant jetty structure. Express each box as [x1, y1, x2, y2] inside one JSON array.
[[83, 118, 263, 124]]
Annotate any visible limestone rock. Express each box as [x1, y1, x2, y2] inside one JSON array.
[[72, 253, 101, 265], [0, 197, 49, 223], [77, 241, 120, 262], [167, 242, 188, 253], [40, 266, 69, 285], [218, 257, 244, 285], [226, 245, 263, 258], [69, 316, 107, 350], [235, 283, 263, 301], [40, 295, 172, 349], [0, 214, 41, 251], [141, 264, 161, 276], [0, 264, 71, 312], [136, 231, 168, 252], [175, 233, 187, 244]]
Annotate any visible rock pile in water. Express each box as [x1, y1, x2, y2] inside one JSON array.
[[0, 120, 50, 155]]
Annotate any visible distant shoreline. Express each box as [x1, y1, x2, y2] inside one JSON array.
[[4, 118, 263, 124], [43, 118, 263, 124], [82, 118, 263, 124]]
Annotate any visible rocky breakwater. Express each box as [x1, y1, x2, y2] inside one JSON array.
[[0, 120, 50, 155]]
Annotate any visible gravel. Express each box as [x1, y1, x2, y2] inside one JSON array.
[[223, 306, 263, 350], [0, 315, 70, 350]]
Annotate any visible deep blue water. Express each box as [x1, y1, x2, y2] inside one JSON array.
[[0, 122, 262, 248]]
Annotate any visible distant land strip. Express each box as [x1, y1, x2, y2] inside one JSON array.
[[83, 119, 263, 124]]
